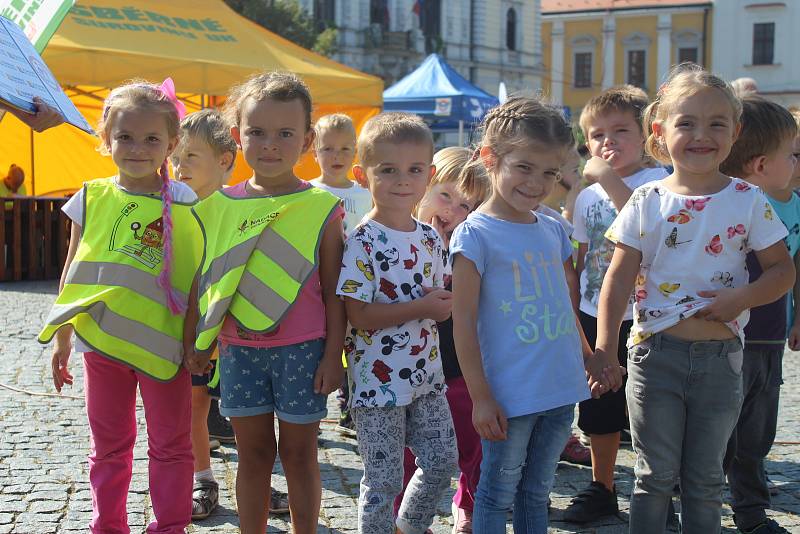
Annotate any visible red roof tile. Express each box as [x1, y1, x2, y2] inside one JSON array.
[[542, 0, 711, 14]]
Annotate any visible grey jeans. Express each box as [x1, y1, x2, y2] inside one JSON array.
[[626, 333, 744, 534], [352, 392, 458, 534]]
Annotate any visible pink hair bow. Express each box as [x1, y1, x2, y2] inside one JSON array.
[[159, 78, 186, 120]]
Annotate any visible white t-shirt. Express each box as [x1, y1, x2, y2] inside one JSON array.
[[62, 178, 197, 353], [572, 166, 668, 319], [536, 203, 574, 237], [337, 219, 447, 409], [606, 178, 788, 347], [310, 179, 372, 236]]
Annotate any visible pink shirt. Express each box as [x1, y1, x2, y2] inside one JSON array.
[[218, 181, 344, 348]]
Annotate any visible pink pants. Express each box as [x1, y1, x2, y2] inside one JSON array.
[[395, 376, 482, 514], [84, 352, 192, 534]]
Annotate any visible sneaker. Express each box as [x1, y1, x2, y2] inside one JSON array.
[[336, 410, 357, 438], [451, 502, 473, 533], [560, 434, 592, 466], [739, 519, 790, 533], [191, 479, 219, 520], [563, 481, 619, 523], [269, 488, 290, 515], [209, 439, 220, 451], [207, 399, 236, 444], [578, 431, 591, 447]]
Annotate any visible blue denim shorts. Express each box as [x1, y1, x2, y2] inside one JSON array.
[[218, 338, 328, 424]]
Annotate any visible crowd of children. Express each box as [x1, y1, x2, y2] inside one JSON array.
[[37, 62, 800, 534]]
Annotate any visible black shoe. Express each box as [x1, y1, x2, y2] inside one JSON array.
[[207, 399, 235, 444], [563, 481, 619, 523], [336, 410, 357, 438], [739, 519, 790, 533]]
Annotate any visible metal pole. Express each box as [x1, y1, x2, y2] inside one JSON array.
[[30, 129, 35, 197]]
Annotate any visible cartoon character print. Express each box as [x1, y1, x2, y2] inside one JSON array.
[[356, 258, 375, 281], [381, 332, 410, 355], [111, 206, 166, 269], [372, 360, 393, 384], [375, 247, 400, 271], [379, 278, 398, 300], [355, 389, 379, 407], [403, 244, 419, 270], [400, 273, 424, 299], [420, 230, 437, 257], [398, 358, 428, 387]]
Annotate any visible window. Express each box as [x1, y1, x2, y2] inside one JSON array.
[[420, 0, 441, 54], [574, 52, 592, 88], [752, 22, 775, 65], [678, 47, 698, 64], [506, 8, 517, 51], [314, 0, 335, 30], [370, 0, 389, 30], [627, 50, 646, 88]]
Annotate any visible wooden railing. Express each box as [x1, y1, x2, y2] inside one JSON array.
[[0, 197, 70, 282]]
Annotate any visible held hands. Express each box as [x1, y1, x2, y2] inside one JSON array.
[[586, 348, 626, 397], [183, 349, 211, 375], [472, 396, 508, 441], [314, 353, 345, 395], [582, 156, 618, 185], [421, 286, 453, 322], [51, 340, 73, 393], [694, 288, 745, 323]]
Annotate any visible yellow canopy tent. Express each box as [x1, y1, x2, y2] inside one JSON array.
[[0, 0, 383, 195]]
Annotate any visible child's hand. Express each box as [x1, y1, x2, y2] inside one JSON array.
[[789, 321, 800, 351], [51, 341, 73, 393], [582, 156, 617, 185], [472, 396, 507, 441], [314, 354, 345, 395], [421, 286, 453, 322], [584, 354, 613, 398], [590, 348, 625, 393], [183, 350, 211, 375], [695, 288, 746, 323]]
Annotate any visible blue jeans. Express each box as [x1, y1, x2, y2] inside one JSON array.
[[473, 404, 573, 534], [626, 333, 743, 534]]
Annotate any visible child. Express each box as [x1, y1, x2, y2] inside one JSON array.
[[599, 65, 794, 533], [394, 146, 490, 533], [718, 96, 798, 534], [170, 108, 238, 520], [39, 79, 202, 532], [338, 112, 459, 534], [189, 72, 346, 534], [450, 96, 613, 534], [310, 112, 372, 437], [565, 86, 668, 524]]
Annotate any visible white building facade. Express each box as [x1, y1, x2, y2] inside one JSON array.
[[299, 0, 545, 96], [712, 0, 800, 107]]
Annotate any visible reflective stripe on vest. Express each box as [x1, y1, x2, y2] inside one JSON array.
[[38, 178, 202, 381], [193, 186, 340, 353]]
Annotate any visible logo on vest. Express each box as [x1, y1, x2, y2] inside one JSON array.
[[109, 202, 164, 270], [237, 211, 279, 236]]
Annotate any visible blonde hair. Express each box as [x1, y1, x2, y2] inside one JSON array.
[[314, 113, 356, 148], [476, 95, 574, 175], [579, 85, 649, 137], [223, 71, 313, 131], [430, 147, 490, 205], [356, 112, 433, 166], [98, 80, 184, 313], [643, 63, 742, 164], [178, 109, 237, 159]]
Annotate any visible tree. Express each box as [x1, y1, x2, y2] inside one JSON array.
[[225, 0, 338, 57]]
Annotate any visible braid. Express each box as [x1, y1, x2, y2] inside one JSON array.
[[156, 160, 186, 314]]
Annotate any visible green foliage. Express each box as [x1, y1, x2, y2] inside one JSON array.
[[225, 0, 338, 56]]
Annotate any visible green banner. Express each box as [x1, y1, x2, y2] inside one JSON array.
[[0, 0, 74, 51]]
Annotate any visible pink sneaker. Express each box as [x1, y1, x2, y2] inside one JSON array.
[[560, 434, 592, 466], [452, 505, 473, 533]]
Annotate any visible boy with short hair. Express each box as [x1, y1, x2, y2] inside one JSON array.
[[719, 96, 799, 534], [338, 112, 458, 534], [311, 113, 373, 436], [565, 86, 669, 523]]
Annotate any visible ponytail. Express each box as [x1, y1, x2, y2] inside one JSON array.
[[156, 160, 185, 314]]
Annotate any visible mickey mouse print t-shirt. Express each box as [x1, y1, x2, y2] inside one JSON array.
[[606, 178, 788, 347], [337, 218, 447, 408]]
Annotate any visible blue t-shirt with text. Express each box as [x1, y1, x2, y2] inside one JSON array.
[[450, 211, 590, 418]]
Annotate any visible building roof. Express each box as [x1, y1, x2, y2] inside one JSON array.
[[541, 0, 711, 14]]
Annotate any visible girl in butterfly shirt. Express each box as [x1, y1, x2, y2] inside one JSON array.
[[598, 65, 794, 534]]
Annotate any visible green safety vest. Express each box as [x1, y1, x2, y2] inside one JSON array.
[[38, 178, 203, 381], [193, 186, 340, 353]]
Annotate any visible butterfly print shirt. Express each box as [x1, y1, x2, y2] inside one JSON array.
[[606, 178, 788, 347], [337, 219, 447, 408]]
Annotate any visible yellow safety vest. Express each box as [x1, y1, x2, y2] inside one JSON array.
[[193, 186, 340, 353], [38, 178, 203, 381]]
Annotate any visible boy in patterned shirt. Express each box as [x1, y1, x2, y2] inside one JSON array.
[[337, 112, 458, 534]]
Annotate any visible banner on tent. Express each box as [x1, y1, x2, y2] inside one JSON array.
[[0, 0, 74, 51], [434, 97, 451, 116]]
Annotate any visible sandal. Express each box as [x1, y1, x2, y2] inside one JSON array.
[[191, 479, 219, 520], [269, 487, 290, 515]]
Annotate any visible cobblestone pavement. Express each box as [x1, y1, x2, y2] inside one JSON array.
[[1, 281, 799, 533]]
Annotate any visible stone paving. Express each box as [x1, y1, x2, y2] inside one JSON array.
[[0, 281, 799, 533]]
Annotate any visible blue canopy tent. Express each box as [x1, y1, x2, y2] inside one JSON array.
[[383, 54, 499, 145]]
